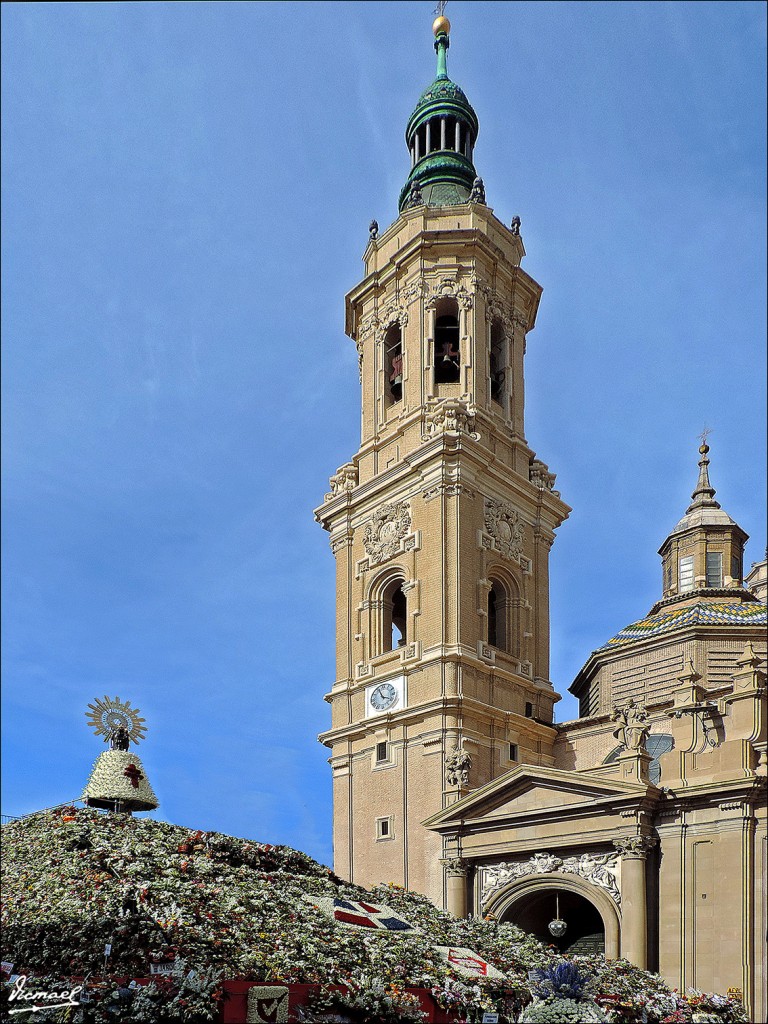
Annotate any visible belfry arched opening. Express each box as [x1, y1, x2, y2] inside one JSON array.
[[501, 889, 605, 956]]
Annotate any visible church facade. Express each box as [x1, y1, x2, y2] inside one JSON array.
[[315, 15, 767, 1020]]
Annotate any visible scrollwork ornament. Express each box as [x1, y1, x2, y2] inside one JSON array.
[[362, 502, 411, 567], [484, 498, 524, 561]]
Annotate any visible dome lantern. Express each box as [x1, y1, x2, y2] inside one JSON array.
[[399, 11, 481, 212]]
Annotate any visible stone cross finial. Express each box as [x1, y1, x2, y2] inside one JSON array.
[[611, 699, 651, 752]]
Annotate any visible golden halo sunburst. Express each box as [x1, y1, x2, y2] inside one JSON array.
[[86, 696, 147, 744]]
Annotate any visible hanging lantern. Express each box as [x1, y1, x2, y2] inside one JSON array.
[[547, 893, 567, 938]]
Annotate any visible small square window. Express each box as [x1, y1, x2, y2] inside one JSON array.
[[375, 741, 388, 763], [509, 743, 519, 762], [731, 555, 742, 583], [706, 552, 722, 588], [525, 702, 533, 718], [679, 555, 695, 592], [376, 816, 393, 840]]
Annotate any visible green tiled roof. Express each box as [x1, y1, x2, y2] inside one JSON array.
[[599, 601, 767, 651]]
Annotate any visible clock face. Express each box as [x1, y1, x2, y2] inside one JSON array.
[[370, 682, 397, 711]]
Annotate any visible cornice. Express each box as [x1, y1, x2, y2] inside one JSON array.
[[316, 430, 570, 530], [318, 692, 558, 748]]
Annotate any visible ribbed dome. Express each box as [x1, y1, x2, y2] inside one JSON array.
[[406, 77, 479, 140]]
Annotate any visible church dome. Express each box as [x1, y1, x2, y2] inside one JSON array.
[[598, 600, 766, 652], [398, 20, 481, 212]]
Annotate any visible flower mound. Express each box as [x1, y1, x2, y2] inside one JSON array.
[[1, 809, 750, 1024]]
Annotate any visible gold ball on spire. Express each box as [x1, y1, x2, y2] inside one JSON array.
[[433, 15, 451, 37]]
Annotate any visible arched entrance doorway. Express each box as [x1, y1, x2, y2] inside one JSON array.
[[501, 888, 605, 955], [484, 874, 621, 959]]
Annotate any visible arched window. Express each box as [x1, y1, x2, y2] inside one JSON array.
[[490, 320, 506, 404], [434, 298, 460, 385], [488, 581, 508, 650], [486, 573, 521, 657], [390, 584, 407, 649], [385, 324, 403, 404], [373, 573, 408, 655]]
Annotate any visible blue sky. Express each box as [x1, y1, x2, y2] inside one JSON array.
[[2, 1, 765, 868]]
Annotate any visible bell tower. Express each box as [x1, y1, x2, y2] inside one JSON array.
[[316, 13, 570, 909]]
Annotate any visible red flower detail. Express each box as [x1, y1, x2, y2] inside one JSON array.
[[123, 764, 143, 788]]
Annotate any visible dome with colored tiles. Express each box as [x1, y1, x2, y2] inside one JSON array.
[[599, 600, 767, 651]]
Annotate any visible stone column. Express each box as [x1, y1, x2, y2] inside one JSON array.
[[443, 858, 469, 918], [614, 835, 657, 969]]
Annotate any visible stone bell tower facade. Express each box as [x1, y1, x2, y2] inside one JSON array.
[[316, 16, 569, 909]]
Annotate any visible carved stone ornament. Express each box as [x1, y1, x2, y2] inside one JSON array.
[[611, 699, 651, 753], [423, 398, 479, 440], [362, 501, 411, 567], [325, 462, 358, 502], [442, 857, 470, 878], [484, 295, 513, 330], [445, 746, 472, 787], [481, 850, 622, 908], [358, 313, 379, 340], [529, 459, 558, 493], [425, 275, 474, 311], [483, 498, 524, 561], [613, 835, 658, 859], [375, 304, 408, 343]]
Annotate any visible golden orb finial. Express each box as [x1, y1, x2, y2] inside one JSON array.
[[433, 15, 451, 37]]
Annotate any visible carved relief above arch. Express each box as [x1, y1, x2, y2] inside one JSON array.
[[482, 871, 621, 960], [424, 275, 474, 311], [357, 502, 420, 575], [374, 304, 409, 345], [481, 497, 525, 562]]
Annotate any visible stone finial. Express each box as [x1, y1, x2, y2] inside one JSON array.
[[510, 216, 521, 236], [445, 745, 472, 786], [369, 220, 379, 241], [736, 640, 762, 669], [611, 699, 650, 752], [686, 439, 720, 512], [677, 657, 703, 687]]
